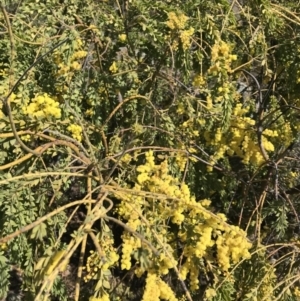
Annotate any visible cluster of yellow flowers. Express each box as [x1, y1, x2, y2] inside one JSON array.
[[53, 38, 87, 84], [0, 242, 7, 250], [205, 288, 217, 300], [142, 273, 178, 301], [135, 151, 191, 206], [194, 39, 300, 170], [258, 264, 276, 301], [180, 28, 194, 50], [179, 217, 251, 290], [178, 257, 200, 291], [175, 152, 188, 172], [166, 11, 194, 50], [23, 93, 61, 119], [83, 244, 119, 282], [109, 61, 118, 73], [294, 286, 300, 298], [193, 74, 206, 88], [173, 40, 239, 171], [67, 124, 83, 142], [209, 40, 237, 74], [156, 252, 177, 275], [118, 33, 127, 42], [121, 232, 141, 270], [165, 12, 189, 30], [83, 231, 120, 300], [279, 121, 294, 147], [204, 103, 280, 167], [142, 273, 160, 301], [215, 226, 252, 270], [114, 151, 252, 296], [287, 171, 299, 189], [208, 40, 237, 108], [83, 250, 102, 282]]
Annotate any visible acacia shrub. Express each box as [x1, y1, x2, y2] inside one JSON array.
[[1, 0, 300, 300]]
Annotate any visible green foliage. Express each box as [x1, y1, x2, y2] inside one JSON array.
[[0, 251, 10, 299], [1, 0, 300, 300]]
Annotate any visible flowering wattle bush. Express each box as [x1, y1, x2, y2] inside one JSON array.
[[116, 150, 252, 286], [1, 0, 300, 301]]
